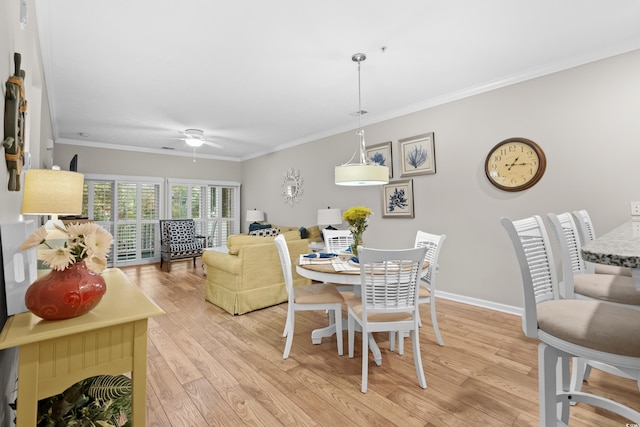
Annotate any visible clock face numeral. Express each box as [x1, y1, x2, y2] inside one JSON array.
[[484, 138, 546, 192]]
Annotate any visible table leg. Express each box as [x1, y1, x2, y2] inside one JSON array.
[[16, 343, 39, 427], [131, 319, 148, 426], [368, 333, 382, 365]]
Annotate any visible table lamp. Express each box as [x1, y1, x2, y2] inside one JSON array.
[[317, 208, 342, 230], [22, 169, 84, 276], [22, 169, 84, 229], [246, 209, 265, 224]]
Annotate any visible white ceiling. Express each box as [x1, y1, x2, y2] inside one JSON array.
[[34, 0, 640, 162]]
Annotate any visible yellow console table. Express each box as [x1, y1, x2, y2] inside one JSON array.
[[0, 268, 164, 426]]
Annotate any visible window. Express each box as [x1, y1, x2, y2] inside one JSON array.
[[167, 179, 240, 247], [82, 175, 240, 267], [83, 175, 163, 267]]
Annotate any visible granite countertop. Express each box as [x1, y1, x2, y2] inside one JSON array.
[[581, 221, 640, 268]]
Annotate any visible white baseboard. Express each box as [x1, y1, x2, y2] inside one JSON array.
[[436, 290, 523, 317]]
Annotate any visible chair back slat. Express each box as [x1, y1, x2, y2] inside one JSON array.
[[572, 209, 596, 243], [414, 231, 446, 286], [358, 247, 426, 316], [501, 215, 559, 338], [323, 229, 354, 253]]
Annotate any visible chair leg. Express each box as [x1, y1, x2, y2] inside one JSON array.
[[389, 332, 396, 352], [412, 327, 427, 389], [193, 256, 196, 268], [557, 355, 571, 424], [283, 309, 295, 359], [348, 313, 355, 358], [430, 296, 444, 346], [167, 259, 171, 273], [570, 357, 588, 397], [361, 326, 369, 393], [539, 342, 560, 426], [334, 307, 343, 356]]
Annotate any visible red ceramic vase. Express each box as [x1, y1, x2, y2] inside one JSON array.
[[25, 261, 107, 320]]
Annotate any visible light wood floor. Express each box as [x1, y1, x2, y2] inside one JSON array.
[[122, 261, 640, 426]]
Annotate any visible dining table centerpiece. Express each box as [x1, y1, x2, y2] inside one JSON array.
[[343, 205, 372, 257], [19, 222, 113, 320]]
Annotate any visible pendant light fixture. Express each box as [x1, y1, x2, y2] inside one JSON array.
[[335, 53, 389, 186]]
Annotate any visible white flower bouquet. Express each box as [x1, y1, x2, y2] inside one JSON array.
[[20, 222, 113, 273]]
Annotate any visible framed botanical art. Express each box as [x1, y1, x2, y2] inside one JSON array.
[[399, 132, 436, 177], [382, 179, 414, 218], [365, 141, 393, 178]]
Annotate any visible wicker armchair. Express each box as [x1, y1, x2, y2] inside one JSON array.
[[159, 219, 204, 272]]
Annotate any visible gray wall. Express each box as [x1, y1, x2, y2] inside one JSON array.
[[241, 49, 640, 310], [0, 0, 50, 423]]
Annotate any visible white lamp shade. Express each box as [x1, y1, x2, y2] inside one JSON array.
[[317, 208, 342, 226], [335, 164, 389, 186], [246, 210, 265, 222], [22, 169, 84, 215]]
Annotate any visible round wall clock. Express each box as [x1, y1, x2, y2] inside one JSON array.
[[485, 137, 546, 192]]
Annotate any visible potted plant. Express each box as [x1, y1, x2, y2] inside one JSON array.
[[10, 374, 132, 427]]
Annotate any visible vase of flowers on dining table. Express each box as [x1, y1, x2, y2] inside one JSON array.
[[343, 205, 372, 257], [19, 222, 113, 320]]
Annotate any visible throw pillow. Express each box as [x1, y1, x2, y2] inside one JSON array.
[[299, 226, 307, 239], [249, 227, 280, 237], [249, 223, 271, 233]]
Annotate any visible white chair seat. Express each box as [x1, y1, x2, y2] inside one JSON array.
[[574, 273, 640, 305], [537, 299, 640, 357], [346, 299, 413, 322], [294, 283, 344, 304]]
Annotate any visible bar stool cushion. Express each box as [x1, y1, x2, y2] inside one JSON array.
[[594, 263, 632, 277], [574, 274, 640, 305], [537, 299, 640, 357]]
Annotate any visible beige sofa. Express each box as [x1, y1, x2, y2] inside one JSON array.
[[203, 225, 323, 315]]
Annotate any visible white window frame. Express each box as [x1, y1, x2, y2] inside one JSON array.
[[166, 178, 241, 247]]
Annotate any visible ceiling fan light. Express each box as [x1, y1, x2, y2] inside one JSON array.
[[185, 138, 203, 147]]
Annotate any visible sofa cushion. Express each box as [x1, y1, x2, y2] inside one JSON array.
[[227, 229, 301, 255], [249, 227, 280, 237], [306, 225, 322, 242]]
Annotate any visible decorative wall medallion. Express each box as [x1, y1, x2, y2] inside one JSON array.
[[282, 168, 303, 206]]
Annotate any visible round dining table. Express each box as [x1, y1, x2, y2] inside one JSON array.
[[295, 258, 384, 364]]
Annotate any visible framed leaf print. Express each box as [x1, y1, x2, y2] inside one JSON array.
[[382, 179, 414, 218], [399, 132, 436, 177], [365, 141, 393, 178]]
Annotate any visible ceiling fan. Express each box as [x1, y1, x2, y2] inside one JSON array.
[[178, 129, 223, 149]]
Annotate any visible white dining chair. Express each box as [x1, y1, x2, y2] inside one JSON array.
[[391, 231, 446, 353], [347, 246, 428, 393], [323, 229, 354, 253], [546, 212, 640, 305], [502, 215, 640, 425], [572, 209, 632, 276], [274, 234, 344, 359]]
